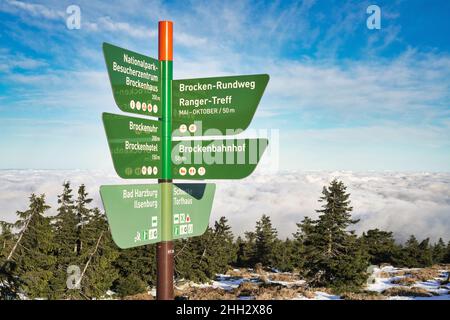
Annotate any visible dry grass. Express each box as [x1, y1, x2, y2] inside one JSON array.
[[236, 281, 260, 297], [407, 267, 442, 282], [123, 293, 154, 300], [180, 287, 236, 300], [311, 286, 335, 294], [382, 286, 434, 297], [225, 268, 254, 279], [341, 292, 385, 300], [254, 263, 265, 275], [296, 288, 317, 299], [257, 275, 270, 284], [378, 271, 393, 278], [268, 273, 300, 282], [390, 277, 417, 286], [254, 286, 299, 300]]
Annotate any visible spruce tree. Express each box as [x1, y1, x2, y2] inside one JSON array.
[[235, 236, 245, 267], [174, 228, 214, 282], [272, 238, 295, 272], [50, 182, 81, 299], [175, 217, 236, 282], [292, 217, 314, 273], [254, 214, 277, 267], [239, 231, 257, 268], [361, 229, 398, 265], [12, 194, 56, 299], [299, 180, 369, 290], [75, 184, 92, 256], [0, 222, 20, 299], [113, 245, 156, 297], [444, 241, 450, 264], [397, 235, 423, 267], [77, 207, 119, 298], [0, 221, 15, 261], [432, 238, 446, 264], [418, 238, 433, 267]]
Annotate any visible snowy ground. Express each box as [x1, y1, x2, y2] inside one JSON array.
[[366, 266, 450, 300], [171, 265, 450, 300]]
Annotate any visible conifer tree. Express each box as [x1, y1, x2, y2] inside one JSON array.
[[399, 235, 422, 267], [203, 217, 237, 276], [0, 222, 20, 299], [361, 229, 398, 265], [12, 194, 56, 299], [444, 241, 450, 264], [75, 184, 92, 256], [0, 221, 15, 261], [272, 238, 295, 272], [113, 245, 156, 297], [174, 228, 214, 282], [298, 180, 369, 290], [254, 214, 278, 267], [51, 185, 119, 299], [418, 238, 433, 267], [238, 231, 257, 268], [292, 217, 314, 272], [235, 236, 245, 267], [50, 182, 81, 299], [175, 217, 236, 282], [432, 238, 446, 264], [76, 207, 119, 299]]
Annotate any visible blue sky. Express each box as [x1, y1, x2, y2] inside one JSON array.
[[0, 0, 449, 171]]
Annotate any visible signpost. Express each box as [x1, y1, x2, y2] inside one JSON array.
[[100, 184, 161, 248], [99, 183, 216, 248], [100, 21, 269, 300], [172, 138, 268, 179], [172, 74, 269, 136], [103, 42, 161, 117], [102, 112, 162, 179], [173, 183, 215, 239]]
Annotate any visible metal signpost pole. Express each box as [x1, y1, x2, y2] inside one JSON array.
[[157, 20, 174, 300]]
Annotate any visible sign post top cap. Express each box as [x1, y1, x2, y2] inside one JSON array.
[[159, 21, 173, 61]]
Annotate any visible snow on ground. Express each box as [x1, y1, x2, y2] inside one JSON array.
[[170, 266, 450, 300], [366, 265, 450, 300], [367, 266, 405, 293], [212, 275, 250, 290]]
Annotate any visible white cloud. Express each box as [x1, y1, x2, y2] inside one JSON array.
[[4, 0, 65, 20], [0, 170, 448, 243], [0, 54, 47, 72], [84, 16, 157, 39], [262, 50, 450, 120]]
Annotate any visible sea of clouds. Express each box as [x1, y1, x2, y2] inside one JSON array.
[[0, 170, 449, 243]]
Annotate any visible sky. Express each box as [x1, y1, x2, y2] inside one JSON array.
[[0, 0, 450, 171]]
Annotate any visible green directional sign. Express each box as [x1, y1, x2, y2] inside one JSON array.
[[173, 183, 216, 239], [103, 112, 162, 179], [172, 74, 269, 136], [103, 42, 161, 117], [100, 183, 216, 248], [171, 138, 268, 179], [100, 184, 161, 249]]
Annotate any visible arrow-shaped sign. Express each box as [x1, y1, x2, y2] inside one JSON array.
[[102, 112, 162, 179], [172, 74, 269, 136], [100, 183, 216, 248], [172, 138, 268, 179], [103, 42, 161, 117]]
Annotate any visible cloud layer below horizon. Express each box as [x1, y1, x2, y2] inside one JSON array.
[[0, 169, 448, 243]]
